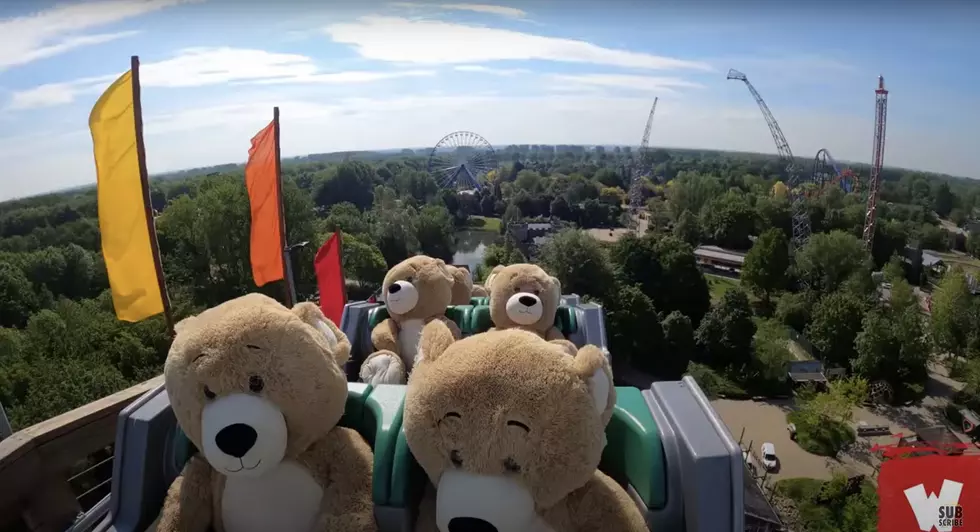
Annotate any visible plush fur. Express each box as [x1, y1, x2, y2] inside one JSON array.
[[359, 255, 461, 386], [487, 263, 576, 354], [157, 293, 376, 532], [404, 326, 643, 532], [448, 266, 474, 306]]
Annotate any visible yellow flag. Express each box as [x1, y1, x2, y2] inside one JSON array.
[[89, 70, 164, 322]]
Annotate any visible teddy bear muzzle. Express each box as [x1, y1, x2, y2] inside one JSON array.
[[435, 469, 540, 532], [201, 392, 288, 478], [385, 280, 420, 315], [504, 292, 544, 326]]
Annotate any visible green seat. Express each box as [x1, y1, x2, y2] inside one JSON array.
[[366, 305, 473, 335], [469, 297, 490, 306], [386, 385, 666, 512], [467, 305, 578, 335], [599, 387, 666, 510]]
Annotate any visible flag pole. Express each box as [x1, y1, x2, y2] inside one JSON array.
[[273, 107, 297, 307], [336, 230, 348, 306], [131, 55, 175, 336]]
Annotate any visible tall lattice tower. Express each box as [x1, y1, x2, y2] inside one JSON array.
[[862, 76, 888, 250], [627, 97, 658, 231]]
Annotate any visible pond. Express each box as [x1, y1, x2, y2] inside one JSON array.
[[452, 230, 499, 271]]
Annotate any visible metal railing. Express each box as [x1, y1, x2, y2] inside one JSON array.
[[0, 376, 162, 532]]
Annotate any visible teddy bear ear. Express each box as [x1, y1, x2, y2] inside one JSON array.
[[571, 345, 613, 415], [291, 302, 351, 365], [173, 315, 197, 335], [433, 259, 455, 283], [550, 276, 562, 293]]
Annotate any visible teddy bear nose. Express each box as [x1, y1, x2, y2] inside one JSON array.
[[215, 423, 258, 458], [518, 295, 536, 307], [388, 283, 402, 294], [448, 517, 498, 532]]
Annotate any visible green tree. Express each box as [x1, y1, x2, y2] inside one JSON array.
[[933, 181, 954, 217], [694, 288, 756, 368], [930, 269, 974, 357], [775, 291, 814, 333], [854, 305, 929, 399], [699, 190, 757, 249], [672, 209, 700, 245], [313, 161, 376, 211], [605, 284, 664, 375], [416, 205, 456, 262], [805, 292, 868, 368], [666, 172, 723, 218], [338, 233, 387, 287], [0, 263, 39, 328], [740, 228, 789, 304], [795, 230, 872, 292], [537, 229, 615, 299], [660, 311, 696, 380]]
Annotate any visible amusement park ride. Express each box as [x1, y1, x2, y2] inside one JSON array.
[[727, 70, 890, 252], [0, 74, 893, 532]]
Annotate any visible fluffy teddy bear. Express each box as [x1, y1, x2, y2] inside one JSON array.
[[487, 263, 576, 351], [359, 255, 461, 386], [403, 325, 645, 532], [157, 293, 376, 532], [448, 265, 474, 306]]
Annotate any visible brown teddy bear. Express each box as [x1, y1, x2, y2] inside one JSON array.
[[157, 293, 376, 532], [359, 255, 461, 386], [403, 325, 645, 532], [487, 263, 575, 350], [448, 265, 474, 306]]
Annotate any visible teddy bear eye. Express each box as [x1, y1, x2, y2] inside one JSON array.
[[203, 386, 216, 400], [503, 457, 522, 474], [450, 450, 463, 467], [405, 276, 414, 284], [248, 375, 264, 393]]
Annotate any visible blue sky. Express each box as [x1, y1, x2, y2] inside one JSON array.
[[0, 0, 977, 200]]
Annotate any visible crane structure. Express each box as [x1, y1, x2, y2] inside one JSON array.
[[727, 69, 811, 247], [627, 97, 658, 231], [862, 76, 889, 250]]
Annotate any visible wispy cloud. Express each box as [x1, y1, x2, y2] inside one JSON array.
[[0, 0, 192, 71], [324, 16, 714, 71], [388, 2, 528, 19], [7, 48, 438, 110], [548, 74, 706, 94], [454, 65, 531, 76]]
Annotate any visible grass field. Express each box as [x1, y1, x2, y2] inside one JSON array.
[[465, 216, 502, 232], [705, 273, 741, 302], [933, 250, 980, 274]]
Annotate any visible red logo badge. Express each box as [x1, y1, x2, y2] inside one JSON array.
[[876, 437, 980, 531]]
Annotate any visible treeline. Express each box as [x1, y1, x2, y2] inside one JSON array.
[[1, 144, 980, 435]]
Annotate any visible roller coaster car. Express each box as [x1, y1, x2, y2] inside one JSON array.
[[83, 298, 747, 532]]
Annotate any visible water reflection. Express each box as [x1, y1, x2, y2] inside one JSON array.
[[452, 230, 499, 271]]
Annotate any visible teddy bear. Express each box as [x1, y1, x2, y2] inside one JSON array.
[[487, 263, 576, 351], [448, 265, 474, 306], [157, 293, 376, 532], [403, 325, 646, 532], [359, 255, 461, 386]]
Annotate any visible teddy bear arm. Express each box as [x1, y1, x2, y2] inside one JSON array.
[[563, 471, 648, 532], [412, 484, 439, 532], [432, 315, 462, 340], [371, 319, 400, 354], [303, 427, 377, 532], [155, 455, 214, 532], [470, 285, 488, 297]]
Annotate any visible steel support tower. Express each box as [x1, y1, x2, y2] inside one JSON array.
[[627, 97, 658, 231], [862, 76, 888, 250], [727, 69, 811, 248]]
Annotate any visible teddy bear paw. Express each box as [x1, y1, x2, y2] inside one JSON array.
[[360, 351, 407, 385]]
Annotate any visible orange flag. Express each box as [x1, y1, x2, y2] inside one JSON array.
[[244, 119, 284, 286]]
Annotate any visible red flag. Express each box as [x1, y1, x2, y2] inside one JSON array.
[[315, 231, 346, 324], [244, 119, 284, 286]]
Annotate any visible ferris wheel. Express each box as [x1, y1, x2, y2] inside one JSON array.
[[426, 131, 498, 190]]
